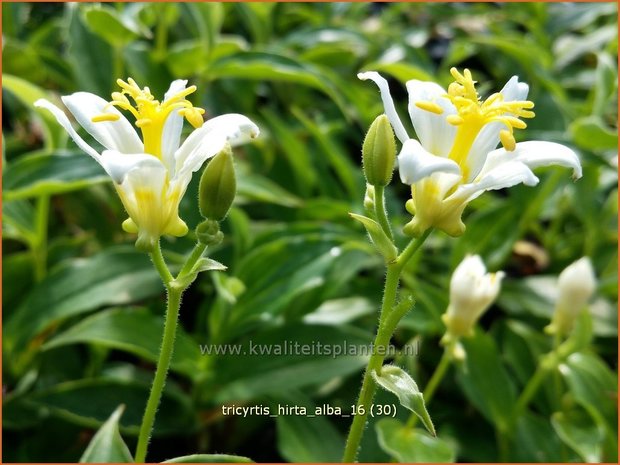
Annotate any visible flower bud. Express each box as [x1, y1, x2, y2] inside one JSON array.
[[196, 219, 224, 246], [546, 257, 596, 336], [362, 114, 396, 186], [441, 255, 504, 342], [199, 144, 236, 221]]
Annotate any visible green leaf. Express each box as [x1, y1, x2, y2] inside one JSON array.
[[28, 378, 193, 436], [349, 213, 397, 262], [560, 352, 617, 429], [82, 6, 140, 47], [209, 52, 349, 117], [376, 419, 455, 463], [592, 52, 618, 116], [236, 168, 303, 208], [303, 297, 375, 325], [162, 455, 253, 463], [570, 116, 618, 151], [552, 409, 604, 462], [4, 247, 161, 372], [457, 332, 517, 431], [212, 324, 372, 402], [275, 394, 344, 462], [80, 405, 133, 463], [43, 308, 201, 379], [3, 151, 109, 201], [2, 74, 67, 149], [2, 200, 37, 244], [166, 40, 209, 77], [360, 62, 435, 83], [67, 3, 114, 95], [371, 365, 435, 436]]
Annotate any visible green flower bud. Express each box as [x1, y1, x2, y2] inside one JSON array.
[[196, 219, 224, 246], [199, 144, 236, 221], [362, 114, 396, 187]]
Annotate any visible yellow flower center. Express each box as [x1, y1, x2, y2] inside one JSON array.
[[91, 78, 205, 159], [415, 68, 535, 180]]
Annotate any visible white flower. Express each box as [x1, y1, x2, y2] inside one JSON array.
[[359, 68, 582, 237], [442, 255, 504, 341], [547, 257, 597, 335], [35, 78, 259, 251]]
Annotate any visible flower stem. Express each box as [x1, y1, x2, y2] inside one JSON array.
[[342, 231, 431, 462], [405, 348, 451, 429], [135, 282, 182, 463], [135, 242, 179, 463], [179, 243, 207, 277], [514, 361, 550, 418], [373, 185, 393, 241]]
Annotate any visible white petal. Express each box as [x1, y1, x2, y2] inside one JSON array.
[[161, 80, 188, 173], [34, 98, 101, 160], [500, 76, 529, 101], [174, 113, 259, 180], [99, 150, 164, 184], [405, 80, 457, 156], [483, 141, 582, 179], [358, 71, 410, 144], [61, 92, 143, 154], [398, 139, 460, 185], [448, 160, 539, 204]]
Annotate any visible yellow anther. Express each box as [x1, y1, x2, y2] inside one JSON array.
[[91, 113, 120, 123], [180, 108, 205, 128], [499, 129, 516, 151], [446, 114, 464, 125], [135, 118, 152, 128], [415, 101, 444, 115]]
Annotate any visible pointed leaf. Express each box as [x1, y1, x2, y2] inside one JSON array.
[[372, 365, 435, 436], [349, 213, 397, 262], [80, 405, 133, 463]]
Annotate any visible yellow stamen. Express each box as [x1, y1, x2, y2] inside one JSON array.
[[414, 68, 536, 177], [499, 129, 516, 151], [92, 77, 206, 159], [415, 101, 444, 115], [446, 115, 464, 126], [91, 113, 120, 122]]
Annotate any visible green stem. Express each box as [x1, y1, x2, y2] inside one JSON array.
[[373, 185, 393, 241], [342, 265, 400, 463], [514, 362, 550, 418], [135, 282, 182, 463], [113, 45, 124, 82], [405, 348, 451, 429], [150, 242, 174, 284], [179, 243, 207, 277], [33, 195, 50, 282], [343, 232, 431, 462]]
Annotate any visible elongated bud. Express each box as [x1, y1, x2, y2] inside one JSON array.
[[546, 257, 596, 336], [441, 255, 504, 343], [199, 144, 236, 221], [362, 114, 396, 186]]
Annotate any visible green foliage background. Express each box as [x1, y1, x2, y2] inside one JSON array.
[[2, 2, 618, 463]]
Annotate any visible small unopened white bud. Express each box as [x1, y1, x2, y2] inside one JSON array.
[[442, 255, 504, 340], [547, 257, 596, 336]]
